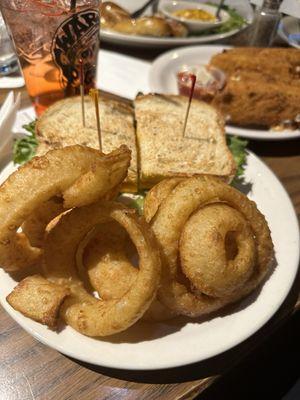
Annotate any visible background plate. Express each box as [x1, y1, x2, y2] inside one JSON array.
[[149, 45, 300, 140], [0, 147, 299, 370], [100, 0, 253, 48]]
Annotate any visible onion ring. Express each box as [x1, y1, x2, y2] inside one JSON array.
[[43, 202, 161, 336], [180, 204, 256, 298], [21, 197, 65, 248], [143, 177, 184, 223], [82, 221, 138, 299], [0, 145, 131, 272], [79, 221, 175, 322], [145, 176, 274, 317]]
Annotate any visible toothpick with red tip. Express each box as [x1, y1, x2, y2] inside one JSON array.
[[182, 74, 196, 137], [79, 58, 86, 127], [89, 89, 102, 152]]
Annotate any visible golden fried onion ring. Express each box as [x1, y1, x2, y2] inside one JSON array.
[[144, 177, 184, 223], [78, 220, 176, 322], [0, 145, 131, 272], [145, 176, 274, 317], [43, 202, 161, 336], [180, 204, 256, 298], [21, 197, 65, 248], [82, 221, 138, 299]]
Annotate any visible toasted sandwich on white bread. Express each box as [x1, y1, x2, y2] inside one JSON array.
[[36, 96, 138, 192], [134, 94, 236, 188]]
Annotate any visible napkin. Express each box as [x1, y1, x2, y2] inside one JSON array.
[[97, 49, 151, 100], [0, 76, 25, 89], [0, 91, 20, 168]]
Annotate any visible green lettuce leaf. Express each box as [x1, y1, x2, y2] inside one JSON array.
[[193, 4, 247, 36], [227, 135, 248, 177], [13, 121, 38, 165]]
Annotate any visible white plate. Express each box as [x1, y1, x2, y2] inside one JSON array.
[[101, 26, 246, 48], [149, 45, 300, 141], [0, 149, 299, 370], [100, 0, 253, 48]]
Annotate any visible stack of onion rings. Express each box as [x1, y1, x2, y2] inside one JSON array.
[[2, 147, 274, 337], [144, 176, 274, 317], [43, 202, 161, 336], [0, 145, 130, 272]]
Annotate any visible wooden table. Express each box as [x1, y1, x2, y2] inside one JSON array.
[[0, 42, 300, 399]]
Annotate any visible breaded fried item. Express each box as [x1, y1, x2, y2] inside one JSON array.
[[210, 47, 300, 82], [7, 275, 70, 328], [210, 48, 300, 127], [212, 71, 300, 127]]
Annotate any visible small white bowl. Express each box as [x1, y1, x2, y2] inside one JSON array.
[[278, 16, 300, 49], [160, 1, 230, 33]]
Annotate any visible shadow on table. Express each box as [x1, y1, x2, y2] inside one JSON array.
[[67, 260, 299, 384], [248, 138, 300, 158]]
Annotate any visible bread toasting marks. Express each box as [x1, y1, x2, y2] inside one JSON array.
[[35, 94, 236, 192], [134, 94, 236, 188]]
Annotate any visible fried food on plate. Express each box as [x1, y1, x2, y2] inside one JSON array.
[[210, 48, 300, 127], [0, 145, 131, 271], [36, 96, 138, 192], [22, 197, 65, 248], [7, 275, 70, 328], [145, 176, 274, 317], [81, 221, 138, 299], [210, 47, 300, 81], [113, 17, 173, 37], [79, 220, 176, 322], [144, 177, 185, 223], [100, 1, 188, 37], [100, 1, 131, 29], [134, 94, 236, 188], [212, 71, 300, 127], [43, 202, 161, 336], [180, 204, 256, 298]]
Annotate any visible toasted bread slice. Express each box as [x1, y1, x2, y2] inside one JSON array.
[[134, 94, 236, 188], [36, 96, 138, 192]]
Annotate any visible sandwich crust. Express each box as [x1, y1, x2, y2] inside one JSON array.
[[36, 96, 138, 192]]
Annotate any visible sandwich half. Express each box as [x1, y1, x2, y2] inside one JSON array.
[[134, 94, 236, 188], [36, 96, 138, 192]]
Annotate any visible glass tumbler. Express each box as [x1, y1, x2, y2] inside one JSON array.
[[0, 0, 100, 115]]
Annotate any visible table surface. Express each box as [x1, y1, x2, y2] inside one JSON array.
[[0, 35, 300, 400]]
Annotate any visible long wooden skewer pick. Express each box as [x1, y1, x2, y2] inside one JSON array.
[[70, 0, 77, 12], [182, 74, 196, 137], [89, 89, 102, 152], [78, 58, 86, 127]]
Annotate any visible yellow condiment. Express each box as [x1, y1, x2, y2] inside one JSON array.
[[173, 8, 216, 22]]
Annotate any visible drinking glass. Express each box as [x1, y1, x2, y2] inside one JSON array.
[[0, 0, 100, 115], [0, 11, 18, 76]]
